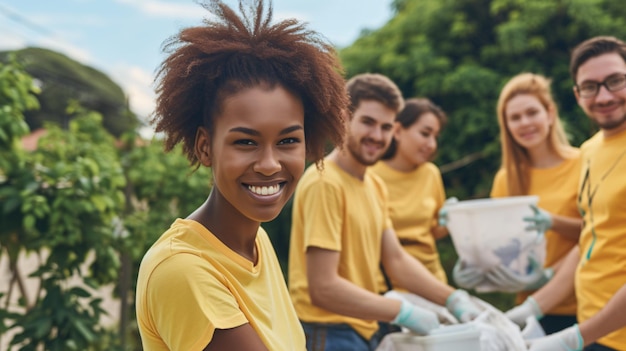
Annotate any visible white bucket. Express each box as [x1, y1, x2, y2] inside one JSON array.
[[388, 324, 481, 351], [445, 196, 545, 292]]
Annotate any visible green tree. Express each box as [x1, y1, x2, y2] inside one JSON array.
[[338, 0, 626, 309], [341, 0, 626, 198], [0, 48, 138, 138], [1, 58, 126, 349], [0, 54, 213, 351]]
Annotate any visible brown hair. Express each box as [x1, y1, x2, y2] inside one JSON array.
[[570, 36, 626, 83], [151, 0, 348, 167], [345, 73, 404, 115], [382, 98, 447, 160], [496, 73, 577, 195]]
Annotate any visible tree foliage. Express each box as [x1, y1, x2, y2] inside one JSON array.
[[0, 48, 138, 138], [0, 60, 212, 350], [340, 0, 626, 199]]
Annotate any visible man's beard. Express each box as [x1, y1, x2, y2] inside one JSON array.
[[346, 136, 384, 166], [596, 112, 626, 131]]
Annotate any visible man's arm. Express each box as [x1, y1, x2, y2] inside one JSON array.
[[579, 282, 626, 344], [505, 246, 578, 327], [528, 282, 626, 350], [306, 246, 401, 322], [379, 228, 454, 305], [533, 246, 578, 312], [550, 214, 582, 242]]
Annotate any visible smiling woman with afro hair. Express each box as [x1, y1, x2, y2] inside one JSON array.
[[135, 1, 348, 350]]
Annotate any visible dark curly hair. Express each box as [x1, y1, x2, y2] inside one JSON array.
[[151, 0, 348, 167]]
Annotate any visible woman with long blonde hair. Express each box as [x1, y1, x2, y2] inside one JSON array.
[[455, 73, 582, 334]]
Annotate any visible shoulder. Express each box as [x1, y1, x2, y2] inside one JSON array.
[[299, 161, 345, 191], [493, 168, 506, 181], [580, 132, 603, 152], [422, 162, 442, 176]]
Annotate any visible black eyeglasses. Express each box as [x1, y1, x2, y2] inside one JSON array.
[[575, 73, 626, 98]]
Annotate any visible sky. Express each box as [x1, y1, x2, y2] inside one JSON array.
[[0, 0, 394, 135]]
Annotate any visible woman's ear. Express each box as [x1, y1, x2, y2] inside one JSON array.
[[195, 127, 212, 167], [393, 121, 403, 139]]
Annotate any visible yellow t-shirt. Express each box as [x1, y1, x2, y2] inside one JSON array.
[[136, 219, 305, 351], [371, 161, 447, 283], [491, 153, 581, 315], [577, 129, 626, 350], [289, 160, 393, 340]]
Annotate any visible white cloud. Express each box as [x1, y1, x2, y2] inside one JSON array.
[[0, 26, 28, 50], [108, 64, 158, 138], [109, 64, 156, 123], [115, 0, 202, 19]]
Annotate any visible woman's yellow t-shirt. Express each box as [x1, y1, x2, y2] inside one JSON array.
[[491, 153, 581, 315]]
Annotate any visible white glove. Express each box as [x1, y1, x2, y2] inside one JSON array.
[[437, 197, 458, 226], [452, 260, 485, 290], [524, 204, 553, 234], [505, 296, 543, 328], [445, 289, 481, 323], [384, 290, 459, 324], [389, 298, 440, 335], [528, 324, 583, 351], [485, 258, 553, 292]]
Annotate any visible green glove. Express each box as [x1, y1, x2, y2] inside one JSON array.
[[523, 204, 552, 234]]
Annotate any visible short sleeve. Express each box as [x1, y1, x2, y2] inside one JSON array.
[[299, 178, 344, 251], [146, 253, 247, 350], [491, 169, 508, 198]]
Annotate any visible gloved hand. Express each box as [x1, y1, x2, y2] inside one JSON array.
[[527, 324, 584, 351], [384, 290, 459, 325], [505, 296, 543, 328], [437, 197, 458, 227], [485, 257, 553, 292], [452, 259, 484, 290], [389, 298, 440, 334], [524, 204, 552, 234], [445, 289, 482, 323]]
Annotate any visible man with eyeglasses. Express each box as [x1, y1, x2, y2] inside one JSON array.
[[508, 36, 626, 351]]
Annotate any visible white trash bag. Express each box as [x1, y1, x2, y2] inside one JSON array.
[[376, 292, 526, 351]]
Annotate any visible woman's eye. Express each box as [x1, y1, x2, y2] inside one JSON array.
[[278, 137, 301, 145], [235, 139, 256, 146]]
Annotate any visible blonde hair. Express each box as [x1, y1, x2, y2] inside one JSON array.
[[496, 73, 577, 195]]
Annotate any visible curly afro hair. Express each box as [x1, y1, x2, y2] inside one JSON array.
[[152, 0, 348, 167]]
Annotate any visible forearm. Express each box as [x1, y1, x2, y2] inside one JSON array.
[[384, 250, 454, 306], [532, 246, 578, 312], [579, 283, 626, 346], [308, 274, 401, 322], [549, 214, 582, 242]]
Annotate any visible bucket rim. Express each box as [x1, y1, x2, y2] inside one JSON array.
[[445, 195, 539, 212]]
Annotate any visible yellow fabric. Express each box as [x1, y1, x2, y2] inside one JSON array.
[[371, 161, 447, 284], [490, 153, 581, 316], [289, 160, 392, 340], [136, 219, 305, 351], [576, 129, 626, 350]]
